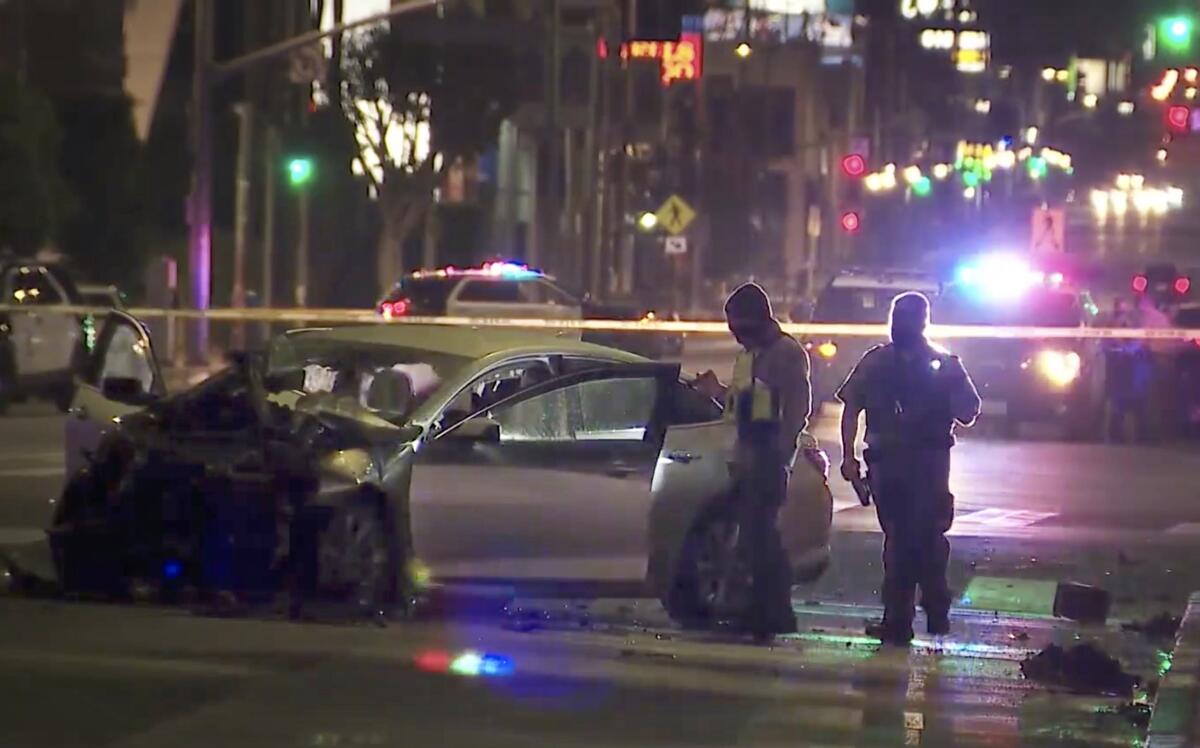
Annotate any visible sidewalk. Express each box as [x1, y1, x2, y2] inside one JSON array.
[[1149, 592, 1200, 747]]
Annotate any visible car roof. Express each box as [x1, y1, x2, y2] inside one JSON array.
[[284, 324, 647, 362], [826, 270, 939, 292]]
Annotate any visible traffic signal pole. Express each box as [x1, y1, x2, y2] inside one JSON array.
[[187, 0, 214, 365]]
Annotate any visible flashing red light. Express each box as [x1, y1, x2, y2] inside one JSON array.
[[840, 211, 862, 233], [1133, 274, 1149, 293], [415, 650, 453, 673], [841, 154, 866, 178], [1167, 105, 1191, 133], [1176, 277, 1192, 294]]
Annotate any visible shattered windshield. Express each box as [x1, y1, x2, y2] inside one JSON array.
[[266, 334, 471, 423]]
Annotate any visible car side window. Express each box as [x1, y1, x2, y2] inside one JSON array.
[[573, 377, 658, 440], [463, 375, 658, 443], [487, 387, 574, 441], [670, 380, 724, 425], [438, 358, 555, 432], [457, 280, 520, 303], [531, 280, 577, 306]]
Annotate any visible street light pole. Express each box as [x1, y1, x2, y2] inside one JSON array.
[[187, 0, 214, 365]]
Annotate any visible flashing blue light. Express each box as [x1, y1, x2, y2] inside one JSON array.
[[954, 253, 1044, 300], [479, 654, 514, 677], [163, 560, 183, 580]]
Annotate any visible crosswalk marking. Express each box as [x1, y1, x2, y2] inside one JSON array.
[[955, 508, 1056, 528]]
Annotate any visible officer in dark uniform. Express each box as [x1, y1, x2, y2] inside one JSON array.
[[697, 283, 811, 638], [836, 292, 980, 645]]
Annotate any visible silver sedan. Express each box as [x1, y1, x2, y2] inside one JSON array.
[[58, 313, 832, 626]]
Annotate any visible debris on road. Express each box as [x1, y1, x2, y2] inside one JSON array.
[[1020, 643, 1141, 696], [1120, 612, 1182, 639]]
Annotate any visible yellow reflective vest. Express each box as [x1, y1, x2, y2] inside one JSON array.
[[725, 350, 782, 425]]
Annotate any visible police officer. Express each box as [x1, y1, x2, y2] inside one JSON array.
[[836, 292, 980, 646], [698, 283, 811, 637]]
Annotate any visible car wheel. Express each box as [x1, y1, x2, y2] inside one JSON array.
[[313, 497, 394, 614], [662, 507, 751, 629]]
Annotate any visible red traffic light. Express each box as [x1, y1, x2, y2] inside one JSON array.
[[1167, 105, 1191, 133], [840, 211, 862, 233], [841, 154, 866, 178], [1176, 277, 1192, 294], [1133, 274, 1149, 293]]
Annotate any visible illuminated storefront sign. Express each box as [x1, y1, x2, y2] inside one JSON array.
[[622, 33, 704, 85], [919, 28, 989, 73]]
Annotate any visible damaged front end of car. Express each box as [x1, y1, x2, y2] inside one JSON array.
[[46, 357, 414, 613]]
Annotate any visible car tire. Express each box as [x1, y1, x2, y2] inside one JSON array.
[[662, 506, 751, 629], [310, 496, 395, 615]]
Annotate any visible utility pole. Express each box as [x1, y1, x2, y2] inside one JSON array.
[[296, 188, 310, 307], [231, 101, 253, 347], [187, 0, 214, 364], [541, 0, 562, 273]]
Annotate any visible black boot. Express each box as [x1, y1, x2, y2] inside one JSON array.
[[866, 619, 914, 646]]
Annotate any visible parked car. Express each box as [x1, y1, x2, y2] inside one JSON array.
[[377, 261, 683, 359], [51, 312, 832, 627], [0, 260, 87, 413]]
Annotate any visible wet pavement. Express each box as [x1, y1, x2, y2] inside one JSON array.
[[1, 348, 1199, 745], [0, 593, 1168, 747]]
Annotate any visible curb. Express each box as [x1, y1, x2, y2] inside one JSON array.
[[1148, 592, 1200, 747]]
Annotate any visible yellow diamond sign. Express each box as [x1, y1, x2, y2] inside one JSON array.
[[655, 194, 696, 235]]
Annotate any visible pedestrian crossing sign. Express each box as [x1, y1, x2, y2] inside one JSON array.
[[655, 194, 697, 235]]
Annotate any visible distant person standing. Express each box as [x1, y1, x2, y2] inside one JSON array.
[[837, 293, 980, 646]]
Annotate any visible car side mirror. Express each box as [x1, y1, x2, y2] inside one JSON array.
[[101, 376, 151, 404], [448, 418, 500, 443]]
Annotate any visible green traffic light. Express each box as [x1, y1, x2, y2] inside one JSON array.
[[1160, 15, 1194, 52], [287, 157, 315, 186], [912, 176, 932, 197]]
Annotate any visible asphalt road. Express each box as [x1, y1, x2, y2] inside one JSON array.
[[0, 345, 1198, 746]]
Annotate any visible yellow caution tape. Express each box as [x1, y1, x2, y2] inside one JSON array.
[[0, 305, 1198, 340]]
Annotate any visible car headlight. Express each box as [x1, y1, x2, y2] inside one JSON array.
[[1033, 350, 1081, 386], [815, 342, 838, 359]]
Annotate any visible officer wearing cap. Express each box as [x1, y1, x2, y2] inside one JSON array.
[[697, 282, 811, 637], [836, 292, 980, 646]]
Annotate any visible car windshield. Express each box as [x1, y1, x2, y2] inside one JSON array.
[[265, 334, 472, 423], [814, 287, 933, 323], [936, 289, 1083, 327]]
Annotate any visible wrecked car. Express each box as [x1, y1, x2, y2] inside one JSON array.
[[49, 312, 833, 626]]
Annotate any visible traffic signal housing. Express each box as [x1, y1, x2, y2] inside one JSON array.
[[287, 156, 315, 187], [1167, 104, 1192, 133], [1160, 15, 1195, 54]]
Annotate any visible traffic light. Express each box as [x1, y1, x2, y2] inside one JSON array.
[[1167, 104, 1191, 133], [287, 156, 315, 187], [1160, 15, 1195, 54], [840, 210, 862, 234], [841, 153, 866, 178], [912, 176, 932, 197]]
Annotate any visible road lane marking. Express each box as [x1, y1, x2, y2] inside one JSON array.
[[1166, 522, 1200, 535], [955, 508, 1056, 528], [0, 467, 63, 478], [0, 648, 263, 678]]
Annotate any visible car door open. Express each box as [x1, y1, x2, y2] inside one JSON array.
[[64, 311, 164, 477], [408, 362, 680, 592]]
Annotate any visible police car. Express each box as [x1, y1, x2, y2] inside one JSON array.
[[0, 260, 88, 413], [937, 254, 1099, 438], [377, 262, 684, 359], [805, 269, 941, 402]]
